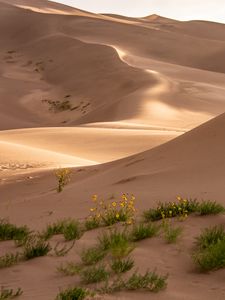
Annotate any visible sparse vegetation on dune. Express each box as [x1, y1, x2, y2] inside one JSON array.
[[143, 197, 225, 222], [1, 194, 225, 297]]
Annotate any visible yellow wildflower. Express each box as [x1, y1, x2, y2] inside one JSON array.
[[112, 202, 117, 207], [92, 194, 97, 202], [116, 213, 120, 219]]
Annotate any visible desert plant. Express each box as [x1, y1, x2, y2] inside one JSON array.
[[193, 240, 225, 272], [98, 229, 134, 258], [84, 217, 101, 231], [23, 235, 51, 260], [131, 222, 159, 241], [42, 219, 71, 240], [55, 168, 71, 193], [62, 220, 82, 241], [125, 270, 167, 292], [88, 194, 137, 226], [80, 265, 109, 284], [57, 262, 82, 276], [195, 225, 225, 250], [162, 221, 182, 243], [111, 257, 134, 274], [193, 226, 225, 271], [81, 246, 106, 265], [0, 287, 22, 299], [0, 253, 21, 269], [56, 287, 90, 300], [0, 219, 29, 241], [197, 201, 225, 216]]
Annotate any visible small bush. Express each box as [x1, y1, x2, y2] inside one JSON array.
[[81, 247, 106, 265], [23, 236, 51, 260], [131, 223, 159, 241], [0, 220, 29, 241], [63, 220, 82, 241], [197, 201, 225, 216], [111, 257, 134, 274], [125, 270, 168, 292], [98, 229, 134, 258], [55, 168, 71, 193], [0, 287, 22, 299], [56, 287, 89, 300], [0, 253, 21, 269], [80, 265, 109, 284], [57, 262, 82, 276]]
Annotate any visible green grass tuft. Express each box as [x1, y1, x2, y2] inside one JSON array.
[[62, 220, 82, 241], [193, 225, 225, 271], [57, 262, 82, 276], [125, 270, 168, 292], [197, 201, 225, 216], [131, 223, 159, 241], [162, 222, 182, 244], [81, 246, 106, 265], [80, 265, 110, 284], [0, 219, 29, 242], [56, 287, 90, 300], [98, 229, 134, 258], [23, 235, 51, 260], [111, 257, 134, 274], [0, 253, 21, 269]]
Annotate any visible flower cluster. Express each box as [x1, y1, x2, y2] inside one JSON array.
[[145, 196, 198, 222], [87, 194, 137, 226]]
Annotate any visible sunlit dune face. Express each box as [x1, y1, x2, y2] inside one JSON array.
[[15, 5, 73, 14], [113, 46, 127, 60], [147, 101, 178, 119]]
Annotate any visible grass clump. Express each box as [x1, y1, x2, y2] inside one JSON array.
[[55, 168, 71, 193], [80, 265, 109, 284], [98, 229, 134, 258], [197, 201, 225, 216], [125, 270, 167, 292], [84, 217, 101, 231], [193, 225, 225, 271], [131, 222, 159, 241], [23, 235, 51, 260], [111, 257, 134, 274], [57, 262, 82, 276], [0, 253, 21, 269], [63, 220, 82, 241], [0, 220, 29, 242], [42, 220, 67, 240], [0, 287, 22, 299], [162, 221, 182, 244], [56, 287, 90, 300], [81, 246, 106, 265]]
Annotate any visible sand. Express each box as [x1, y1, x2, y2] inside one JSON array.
[[0, 0, 225, 299]]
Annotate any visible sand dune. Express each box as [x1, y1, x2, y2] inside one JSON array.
[[1, 1, 225, 299]]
